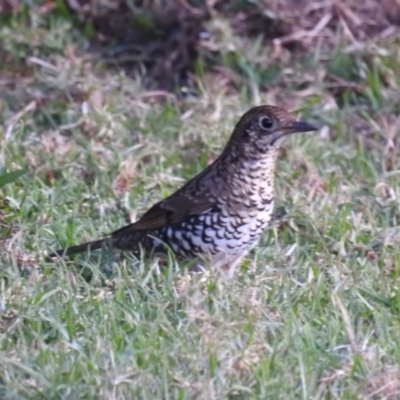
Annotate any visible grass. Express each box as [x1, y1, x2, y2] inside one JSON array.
[[1, 3, 400, 399]]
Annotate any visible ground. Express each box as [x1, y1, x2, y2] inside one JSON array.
[[1, 1, 400, 399]]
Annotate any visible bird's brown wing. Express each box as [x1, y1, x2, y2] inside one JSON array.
[[112, 194, 215, 236], [111, 166, 222, 236]]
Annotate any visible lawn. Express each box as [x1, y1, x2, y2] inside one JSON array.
[[1, 1, 400, 399]]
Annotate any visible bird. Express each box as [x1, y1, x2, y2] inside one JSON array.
[[48, 105, 317, 277]]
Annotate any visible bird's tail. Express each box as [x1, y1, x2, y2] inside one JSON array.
[[47, 238, 109, 259]]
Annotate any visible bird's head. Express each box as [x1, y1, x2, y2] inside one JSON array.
[[226, 105, 318, 159]]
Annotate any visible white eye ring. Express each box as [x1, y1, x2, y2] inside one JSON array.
[[259, 116, 274, 130]]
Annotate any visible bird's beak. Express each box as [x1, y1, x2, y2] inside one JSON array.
[[271, 119, 318, 145], [282, 120, 318, 134]]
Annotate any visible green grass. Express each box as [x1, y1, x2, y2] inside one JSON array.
[[1, 4, 400, 399]]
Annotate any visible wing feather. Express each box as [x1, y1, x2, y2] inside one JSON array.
[[111, 164, 222, 237]]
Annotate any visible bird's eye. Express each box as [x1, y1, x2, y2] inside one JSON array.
[[259, 116, 274, 130]]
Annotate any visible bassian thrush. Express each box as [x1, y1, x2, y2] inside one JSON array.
[[49, 105, 317, 277]]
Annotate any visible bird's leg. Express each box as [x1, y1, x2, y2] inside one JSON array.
[[221, 256, 244, 279]]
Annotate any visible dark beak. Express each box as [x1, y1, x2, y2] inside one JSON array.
[[284, 120, 318, 134], [272, 119, 318, 145]]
